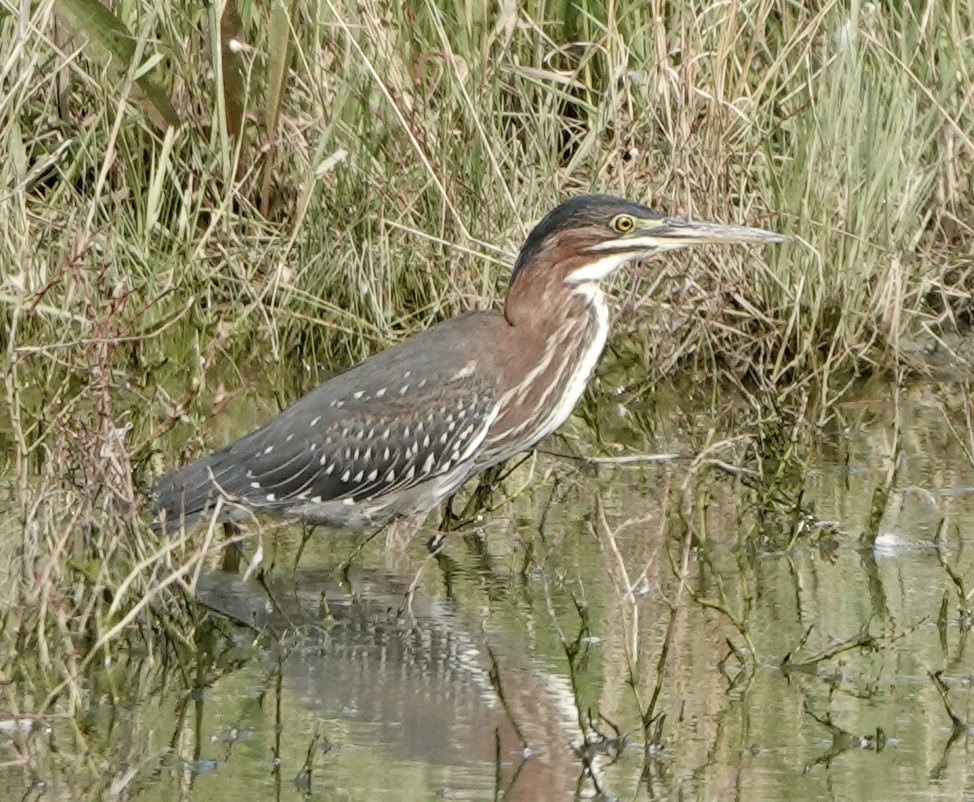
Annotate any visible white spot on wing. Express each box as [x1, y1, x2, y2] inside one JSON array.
[[456, 404, 499, 463], [452, 361, 477, 380], [341, 469, 351, 482], [310, 416, 321, 427], [266, 493, 276, 501], [250, 481, 261, 489]]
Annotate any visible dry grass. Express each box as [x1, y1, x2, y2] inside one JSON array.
[[0, 0, 971, 694]]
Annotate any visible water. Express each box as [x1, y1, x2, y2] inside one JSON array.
[[2, 381, 974, 801]]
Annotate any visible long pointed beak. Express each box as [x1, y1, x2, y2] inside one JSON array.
[[644, 217, 789, 246], [590, 216, 789, 254]]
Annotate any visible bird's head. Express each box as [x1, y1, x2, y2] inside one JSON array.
[[506, 194, 787, 323]]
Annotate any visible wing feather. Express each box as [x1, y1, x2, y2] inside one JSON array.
[[152, 311, 514, 532]]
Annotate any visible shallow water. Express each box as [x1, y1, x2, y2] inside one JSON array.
[[3, 380, 974, 801]]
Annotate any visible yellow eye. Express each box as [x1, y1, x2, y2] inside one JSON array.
[[611, 214, 635, 233]]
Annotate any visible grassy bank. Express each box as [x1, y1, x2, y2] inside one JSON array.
[[0, 0, 972, 677]]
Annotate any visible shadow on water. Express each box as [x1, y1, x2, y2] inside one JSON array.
[[192, 561, 586, 801], [3, 379, 974, 801]]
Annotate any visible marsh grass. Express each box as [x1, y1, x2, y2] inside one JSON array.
[[0, 0, 972, 706]]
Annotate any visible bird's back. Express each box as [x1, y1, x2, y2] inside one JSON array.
[[153, 311, 508, 533]]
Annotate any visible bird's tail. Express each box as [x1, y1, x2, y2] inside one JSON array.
[[152, 450, 237, 534]]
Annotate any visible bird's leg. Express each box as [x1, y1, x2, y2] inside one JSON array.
[[430, 543, 459, 600], [425, 530, 448, 554], [440, 494, 462, 531], [378, 512, 432, 581], [384, 511, 427, 554], [404, 552, 437, 620]]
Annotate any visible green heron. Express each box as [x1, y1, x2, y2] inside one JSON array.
[[154, 194, 785, 536]]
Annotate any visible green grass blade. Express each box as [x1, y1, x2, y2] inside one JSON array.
[[54, 0, 180, 129], [259, 0, 292, 215]]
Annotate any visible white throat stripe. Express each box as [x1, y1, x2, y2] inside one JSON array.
[[564, 251, 639, 284]]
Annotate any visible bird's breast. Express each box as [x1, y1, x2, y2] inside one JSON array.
[[480, 289, 609, 463]]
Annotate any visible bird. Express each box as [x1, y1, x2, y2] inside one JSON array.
[[153, 194, 786, 539]]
